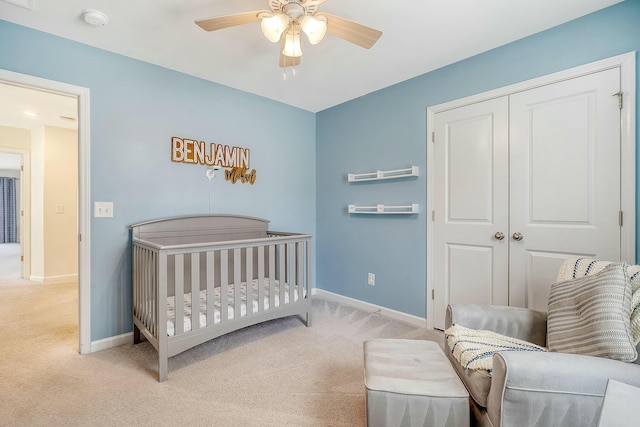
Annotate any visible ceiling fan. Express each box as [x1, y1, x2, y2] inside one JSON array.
[[195, 0, 382, 68]]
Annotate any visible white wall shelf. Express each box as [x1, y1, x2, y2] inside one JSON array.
[[348, 166, 419, 183], [348, 204, 419, 215]]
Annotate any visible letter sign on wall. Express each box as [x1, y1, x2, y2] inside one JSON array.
[[171, 136, 257, 185]]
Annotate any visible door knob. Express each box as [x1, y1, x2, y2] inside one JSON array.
[[494, 232, 505, 240], [512, 232, 524, 241]]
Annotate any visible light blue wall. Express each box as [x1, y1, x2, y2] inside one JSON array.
[[1, 0, 638, 339], [0, 20, 316, 341], [316, 1, 640, 318]]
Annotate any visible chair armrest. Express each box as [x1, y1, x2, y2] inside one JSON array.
[[446, 304, 547, 346], [488, 351, 640, 427]]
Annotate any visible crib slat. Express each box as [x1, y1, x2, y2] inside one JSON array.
[[288, 242, 295, 304], [150, 250, 156, 338], [133, 246, 138, 317], [141, 247, 146, 324], [136, 246, 142, 319], [191, 252, 200, 331], [206, 250, 215, 327], [245, 247, 254, 315], [234, 248, 241, 318], [141, 247, 147, 327], [297, 242, 303, 302], [145, 248, 151, 329], [157, 250, 168, 382], [133, 246, 138, 318], [269, 245, 276, 310], [175, 254, 184, 335], [279, 243, 286, 307], [221, 250, 228, 322], [306, 240, 312, 326], [140, 246, 145, 329], [258, 245, 265, 312]]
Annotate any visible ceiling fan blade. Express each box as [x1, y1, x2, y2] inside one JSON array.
[[279, 37, 301, 68], [320, 13, 382, 49], [195, 11, 266, 32]]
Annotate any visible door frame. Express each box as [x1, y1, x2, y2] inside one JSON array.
[[425, 52, 636, 329], [0, 68, 91, 354]]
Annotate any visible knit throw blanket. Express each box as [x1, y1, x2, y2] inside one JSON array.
[[557, 258, 640, 345], [445, 324, 547, 372]]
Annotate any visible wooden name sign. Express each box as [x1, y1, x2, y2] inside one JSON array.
[[171, 136, 256, 185]]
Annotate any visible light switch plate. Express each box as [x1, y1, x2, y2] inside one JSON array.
[[94, 201, 114, 218]]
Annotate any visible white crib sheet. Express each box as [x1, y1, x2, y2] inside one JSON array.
[[166, 279, 303, 337]]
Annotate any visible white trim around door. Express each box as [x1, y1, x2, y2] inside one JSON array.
[[0, 68, 92, 354], [425, 52, 636, 329]]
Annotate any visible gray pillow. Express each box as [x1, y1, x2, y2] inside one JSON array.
[[547, 263, 637, 362]]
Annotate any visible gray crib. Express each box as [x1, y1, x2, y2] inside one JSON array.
[[131, 214, 312, 381]]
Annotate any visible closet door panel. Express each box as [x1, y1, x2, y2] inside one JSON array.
[[509, 68, 621, 310], [432, 97, 509, 329]]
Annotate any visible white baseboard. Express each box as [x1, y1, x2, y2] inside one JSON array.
[[29, 273, 78, 283], [91, 332, 133, 353], [312, 288, 427, 328], [88, 290, 426, 353]]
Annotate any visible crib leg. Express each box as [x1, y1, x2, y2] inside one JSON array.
[[133, 324, 142, 344], [158, 358, 168, 382], [305, 310, 312, 327], [158, 341, 168, 381]]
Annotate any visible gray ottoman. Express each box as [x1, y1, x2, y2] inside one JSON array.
[[364, 339, 469, 427]]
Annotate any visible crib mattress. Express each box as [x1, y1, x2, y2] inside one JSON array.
[[166, 279, 303, 336]]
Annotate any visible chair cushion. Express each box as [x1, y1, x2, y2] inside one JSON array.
[[444, 339, 493, 408], [445, 324, 547, 372], [547, 262, 637, 362]]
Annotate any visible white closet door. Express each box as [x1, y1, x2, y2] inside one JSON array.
[[432, 97, 509, 329], [509, 68, 621, 310]]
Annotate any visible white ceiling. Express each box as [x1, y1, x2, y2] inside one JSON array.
[[0, 83, 75, 172], [0, 0, 622, 112], [0, 82, 78, 130]]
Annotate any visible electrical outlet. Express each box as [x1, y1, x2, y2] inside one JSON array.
[[368, 273, 375, 286]]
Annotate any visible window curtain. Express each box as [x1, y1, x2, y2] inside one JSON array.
[[0, 177, 17, 243]]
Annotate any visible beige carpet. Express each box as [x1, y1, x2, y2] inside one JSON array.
[[0, 279, 443, 426], [0, 243, 21, 281]]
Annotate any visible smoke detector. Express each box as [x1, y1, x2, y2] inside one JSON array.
[[83, 9, 109, 27]]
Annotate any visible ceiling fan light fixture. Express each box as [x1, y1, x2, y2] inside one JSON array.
[[260, 14, 289, 42], [301, 15, 327, 45], [282, 27, 303, 58]]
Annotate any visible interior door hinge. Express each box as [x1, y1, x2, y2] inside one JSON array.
[[613, 91, 623, 109], [20, 165, 24, 172], [431, 289, 435, 300], [20, 255, 24, 262], [431, 210, 435, 221], [619, 210, 623, 227], [20, 210, 24, 217], [79, 234, 82, 242], [431, 132, 435, 143]]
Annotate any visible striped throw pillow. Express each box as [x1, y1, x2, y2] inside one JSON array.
[[547, 263, 637, 362], [557, 257, 640, 346]]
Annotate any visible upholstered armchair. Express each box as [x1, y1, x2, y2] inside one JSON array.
[[444, 259, 640, 427]]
